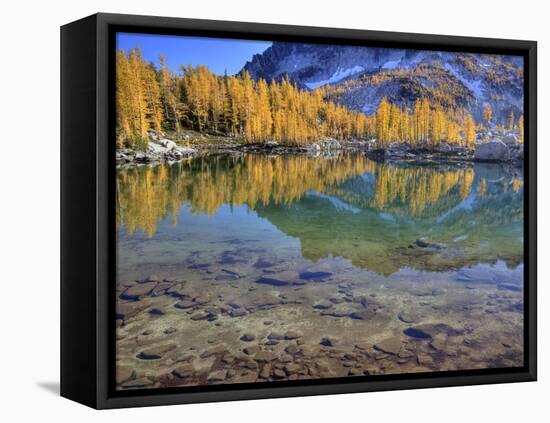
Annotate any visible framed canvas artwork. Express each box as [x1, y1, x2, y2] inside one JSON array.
[[61, 13, 536, 408]]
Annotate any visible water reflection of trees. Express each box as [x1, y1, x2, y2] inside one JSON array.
[[116, 153, 520, 240], [257, 163, 524, 274], [323, 164, 475, 218], [116, 154, 374, 237]]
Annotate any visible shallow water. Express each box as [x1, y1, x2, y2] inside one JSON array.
[[115, 153, 524, 390]]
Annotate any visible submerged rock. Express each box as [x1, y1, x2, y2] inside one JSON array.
[[267, 331, 285, 341], [285, 345, 301, 355], [137, 343, 177, 360], [116, 301, 147, 321], [299, 271, 333, 281], [254, 351, 277, 362], [253, 258, 277, 269], [408, 323, 463, 338], [256, 277, 290, 287], [283, 331, 302, 340], [320, 303, 357, 318], [228, 309, 247, 318], [140, 274, 160, 283], [283, 363, 303, 375], [233, 372, 258, 383], [149, 307, 165, 316], [259, 364, 272, 379], [240, 333, 255, 342], [243, 346, 261, 355], [429, 333, 448, 351], [116, 365, 135, 383], [120, 282, 158, 300], [414, 239, 445, 249], [398, 311, 420, 323], [256, 271, 298, 286], [403, 327, 432, 339], [374, 336, 403, 355], [200, 345, 227, 358], [166, 284, 188, 298], [238, 291, 280, 311], [174, 300, 195, 309], [313, 301, 333, 310], [207, 370, 228, 383], [172, 365, 194, 379], [417, 352, 434, 365], [190, 311, 217, 321], [349, 310, 373, 320], [320, 336, 339, 347]]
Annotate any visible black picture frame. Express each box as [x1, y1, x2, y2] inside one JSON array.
[[61, 12, 537, 409]]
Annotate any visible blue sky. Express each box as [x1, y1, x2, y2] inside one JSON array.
[[116, 33, 272, 75]]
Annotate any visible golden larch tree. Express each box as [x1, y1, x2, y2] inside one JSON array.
[[508, 110, 515, 131], [518, 115, 524, 143], [483, 104, 492, 128]]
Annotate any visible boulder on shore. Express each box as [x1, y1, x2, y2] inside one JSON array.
[[474, 140, 509, 161], [156, 138, 177, 151], [117, 141, 197, 165], [147, 129, 164, 141], [147, 142, 168, 155], [438, 143, 452, 152], [503, 134, 519, 145]]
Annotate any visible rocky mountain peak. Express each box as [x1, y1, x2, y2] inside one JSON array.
[[242, 41, 524, 123]]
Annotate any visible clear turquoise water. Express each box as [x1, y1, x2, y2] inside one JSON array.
[[115, 153, 524, 387], [116, 153, 524, 285]]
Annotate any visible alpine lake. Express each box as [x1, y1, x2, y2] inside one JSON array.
[[115, 151, 524, 390]]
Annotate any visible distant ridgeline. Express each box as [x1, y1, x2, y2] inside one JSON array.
[[244, 42, 525, 139], [116, 46, 524, 149]]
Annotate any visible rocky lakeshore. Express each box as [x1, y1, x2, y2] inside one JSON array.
[[116, 129, 524, 168], [116, 136, 198, 166]]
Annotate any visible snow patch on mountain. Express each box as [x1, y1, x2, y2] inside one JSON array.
[[242, 42, 524, 122], [305, 65, 365, 89], [362, 103, 378, 115], [444, 63, 484, 97], [382, 59, 401, 69]]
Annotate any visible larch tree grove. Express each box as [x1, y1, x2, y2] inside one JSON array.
[[116, 48, 525, 150]]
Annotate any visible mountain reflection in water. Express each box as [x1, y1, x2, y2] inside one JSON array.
[[116, 153, 523, 276]]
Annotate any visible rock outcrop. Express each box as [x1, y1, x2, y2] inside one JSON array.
[[116, 138, 197, 166], [474, 140, 509, 161]]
